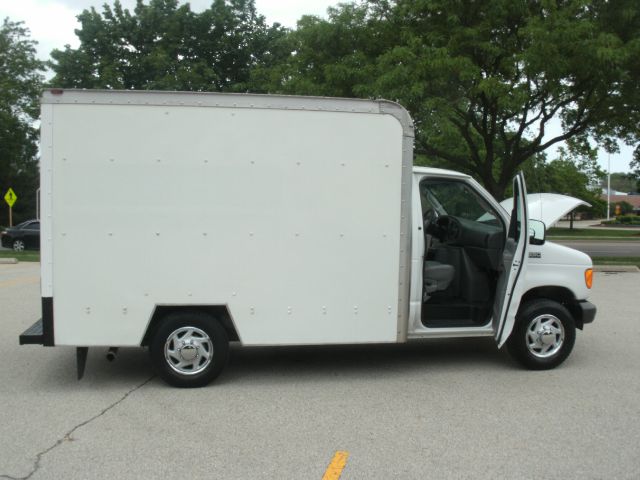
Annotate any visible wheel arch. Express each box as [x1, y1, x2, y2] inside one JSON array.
[[141, 305, 240, 346], [519, 286, 586, 329]]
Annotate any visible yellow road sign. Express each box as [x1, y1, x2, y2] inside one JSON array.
[[4, 188, 17, 207]]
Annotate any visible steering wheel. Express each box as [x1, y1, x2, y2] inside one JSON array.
[[422, 208, 439, 232], [436, 215, 460, 243]]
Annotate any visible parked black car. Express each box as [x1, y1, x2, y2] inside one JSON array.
[[1, 220, 40, 251]]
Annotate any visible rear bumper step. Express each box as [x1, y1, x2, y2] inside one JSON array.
[[19, 319, 45, 345]]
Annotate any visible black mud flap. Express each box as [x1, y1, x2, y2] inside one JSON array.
[[77, 347, 89, 380]]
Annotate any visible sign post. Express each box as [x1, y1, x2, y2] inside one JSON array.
[[4, 188, 17, 227]]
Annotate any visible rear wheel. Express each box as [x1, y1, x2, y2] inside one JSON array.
[[507, 299, 576, 370], [149, 311, 229, 387], [13, 239, 25, 252]]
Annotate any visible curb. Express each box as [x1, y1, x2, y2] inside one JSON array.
[[593, 265, 639, 273], [0, 258, 18, 264]]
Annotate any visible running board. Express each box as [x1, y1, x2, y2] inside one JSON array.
[[19, 319, 44, 345]]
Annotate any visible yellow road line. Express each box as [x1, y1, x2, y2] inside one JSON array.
[[322, 451, 349, 480], [0, 276, 39, 288]]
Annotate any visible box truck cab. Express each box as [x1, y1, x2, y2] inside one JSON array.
[[19, 90, 595, 387], [408, 168, 595, 359]]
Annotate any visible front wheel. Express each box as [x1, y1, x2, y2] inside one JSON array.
[[507, 299, 576, 370], [149, 311, 229, 387]]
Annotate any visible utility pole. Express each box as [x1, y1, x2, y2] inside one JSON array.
[[606, 153, 611, 221]]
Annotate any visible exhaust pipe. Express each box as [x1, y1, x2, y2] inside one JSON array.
[[106, 347, 119, 362]]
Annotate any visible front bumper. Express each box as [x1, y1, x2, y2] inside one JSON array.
[[578, 300, 597, 325], [0, 235, 12, 249]]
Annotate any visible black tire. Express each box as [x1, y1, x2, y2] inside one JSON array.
[[507, 299, 576, 370], [149, 311, 229, 387]]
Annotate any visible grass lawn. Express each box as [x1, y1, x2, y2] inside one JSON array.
[[547, 227, 640, 239], [591, 256, 640, 267], [0, 250, 40, 262]]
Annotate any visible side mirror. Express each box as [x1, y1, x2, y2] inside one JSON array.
[[529, 219, 546, 245]]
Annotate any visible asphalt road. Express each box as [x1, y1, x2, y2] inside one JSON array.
[[1, 263, 640, 479], [553, 239, 640, 257]]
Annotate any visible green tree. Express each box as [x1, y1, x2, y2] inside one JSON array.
[[252, 3, 391, 97], [602, 172, 637, 193], [521, 149, 606, 217], [50, 0, 288, 92], [0, 18, 44, 226], [372, 0, 639, 199], [262, 0, 639, 199]]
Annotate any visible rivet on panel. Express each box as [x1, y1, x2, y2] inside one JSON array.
[[232, 292, 237, 297], [122, 307, 127, 314], [249, 232, 254, 237], [287, 307, 292, 315], [354, 306, 358, 314], [322, 306, 327, 315], [108, 232, 113, 236], [85, 307, 91, 314], [250, 307, 255, 315], [155, 232, 160, 236], [203, 232, 207, 236]]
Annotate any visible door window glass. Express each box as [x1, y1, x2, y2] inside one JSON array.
[[420, 179, 501, 227]]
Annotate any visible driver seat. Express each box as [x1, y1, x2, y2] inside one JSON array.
[[422, 209, 455, 300], [423, 261, 455, 298]]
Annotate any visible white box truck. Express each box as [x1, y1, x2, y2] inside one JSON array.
[[20, 89, 596, 387]]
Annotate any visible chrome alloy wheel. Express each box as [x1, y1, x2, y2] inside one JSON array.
[[164, 326, 213, 375], [526, 314, 565, 358], [13, 239, 25, 252]]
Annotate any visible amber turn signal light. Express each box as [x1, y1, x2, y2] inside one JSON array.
[[585, 268, 593, 289]]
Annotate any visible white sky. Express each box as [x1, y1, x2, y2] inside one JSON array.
[[0, 0, 634, 173]]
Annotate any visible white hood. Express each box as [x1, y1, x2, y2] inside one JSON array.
[[500, 193, 591, 227]]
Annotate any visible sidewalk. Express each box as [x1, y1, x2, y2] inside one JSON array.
[[553, 219, 640, 231]]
